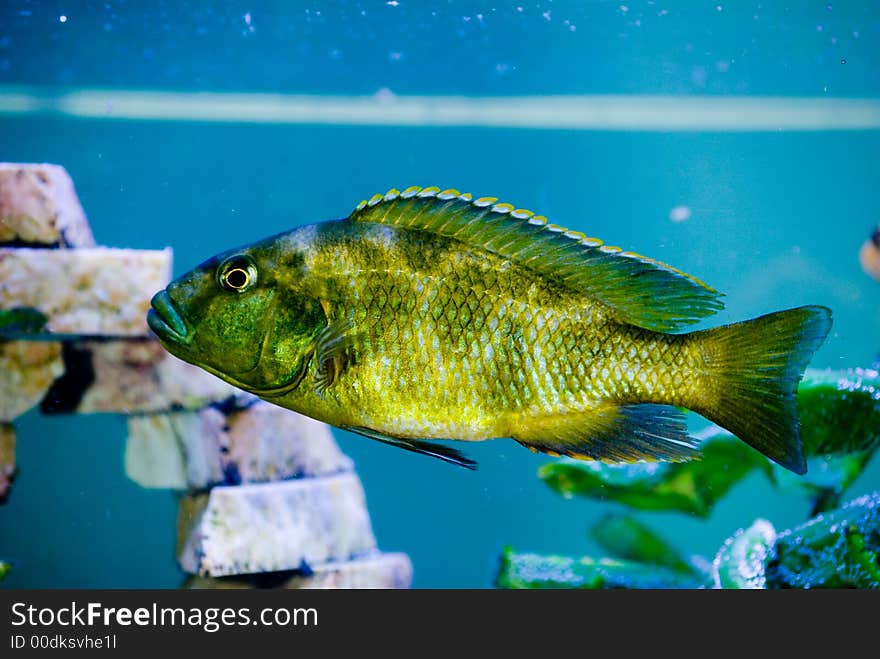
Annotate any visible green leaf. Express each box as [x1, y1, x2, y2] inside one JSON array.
[[590, 514, 697, 575], [773, 450, 875, 515], [798, 368, 880, 456], [496, 548, 705, 589], [539, 433, 771, 517], [768, 367, 880, 511], [0, 307, 48, 339], [766, 491, 880, 588], [711, 519, 776, 589], [0, 560, 11, 582]]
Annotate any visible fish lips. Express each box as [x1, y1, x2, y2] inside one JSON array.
[[147, 290, 191, 346]]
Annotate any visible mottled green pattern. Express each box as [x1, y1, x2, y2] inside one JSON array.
[[766, 492, 880, 588], [496, 548, 705, 589], [349, 185, 724, 332], [293, 222, 700, 444]]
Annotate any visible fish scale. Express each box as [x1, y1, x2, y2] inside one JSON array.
[[307, 224, 698, 440]]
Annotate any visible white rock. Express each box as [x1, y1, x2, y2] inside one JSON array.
[[177, 474, 377, 577], [219, 401, 353, 483], [125, 401, 351, 489], [284, 552, 413, 589], [126, 410, 225, 489], [125, 414, 195, 490], [0, 163, 95, 246], [184, 552, 413, 589], [40, 340, 240, 415], [152, 350, 243, 411], [0, 340, 64, 421], [0, 247, 171, 336]]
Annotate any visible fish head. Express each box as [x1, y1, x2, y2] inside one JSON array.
[[147, 232, 325, 395]]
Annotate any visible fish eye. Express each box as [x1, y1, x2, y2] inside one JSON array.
[[218, 255, 258, 292]]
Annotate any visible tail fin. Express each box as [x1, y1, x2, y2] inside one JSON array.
[[692, 305, 832, 474]]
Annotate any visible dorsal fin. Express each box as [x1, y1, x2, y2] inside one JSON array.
[[347, 186, 724, 332]]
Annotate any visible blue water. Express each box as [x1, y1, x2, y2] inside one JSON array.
[[1, 1, 879, 588]]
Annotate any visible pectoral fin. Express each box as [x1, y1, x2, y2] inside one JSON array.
[[313, 317, 356, 395], [342, 425, 478, 470], [513, 403, 699, 463]]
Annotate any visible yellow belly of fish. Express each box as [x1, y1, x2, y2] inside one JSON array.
[[337, 324, 699, 442]]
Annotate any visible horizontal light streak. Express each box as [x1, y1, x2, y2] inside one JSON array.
[[1, 86, 879, 131]]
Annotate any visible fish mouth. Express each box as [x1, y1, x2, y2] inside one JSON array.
[[147, 290, 190, 345]]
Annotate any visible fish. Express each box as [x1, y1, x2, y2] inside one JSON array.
[[147, 185, 832, 474]]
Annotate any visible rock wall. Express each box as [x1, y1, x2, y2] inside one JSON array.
[[0, 162, 411, 588]]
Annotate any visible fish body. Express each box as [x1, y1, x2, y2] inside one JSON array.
[[253, 221, 698, 444], [148, 186, 832, 473]]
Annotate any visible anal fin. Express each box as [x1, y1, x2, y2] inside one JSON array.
[[341, 425, 478, 470], [513, 403, 699, 463]]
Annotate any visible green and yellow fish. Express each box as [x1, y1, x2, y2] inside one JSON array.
[[148, 186, 832, 473]]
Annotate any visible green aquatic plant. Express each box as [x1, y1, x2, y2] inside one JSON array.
[[774, 450, 874, 516], [0, 560, 11, 582], [766, 492, 880, 588], [590, 514, 699, 576], [798, 368, 880, 456], [497, 367, 879, 589], [0, 307, 48, 339], [781, 368, 880, 515], [497, 549, 706, 589], [539, 433, 772, 517], [711, 519, 776, 589]]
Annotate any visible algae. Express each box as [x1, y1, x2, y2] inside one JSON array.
[[0, 307, 48, 339]]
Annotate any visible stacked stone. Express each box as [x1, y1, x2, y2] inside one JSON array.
[[128, 398, 411, 588], [0, 163, 411, 588], [0, 162, 230, 496]]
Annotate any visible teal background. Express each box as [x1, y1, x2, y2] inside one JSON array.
[[1, 1, 879, 588]]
